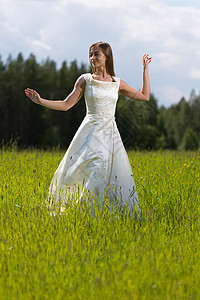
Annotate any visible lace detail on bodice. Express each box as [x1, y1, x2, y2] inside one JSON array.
[[82, 73, 120, 117]]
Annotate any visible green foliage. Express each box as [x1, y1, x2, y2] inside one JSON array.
[[0, 53, 200, 150], [179, 127, 199, 150], [0, 149, 199, 299], [0, 54, 89, 148], [116, 93, 159, 150]]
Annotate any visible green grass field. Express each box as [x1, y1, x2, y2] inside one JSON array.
[[0, 149, 199, 300]]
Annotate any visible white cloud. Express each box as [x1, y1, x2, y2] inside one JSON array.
[[190, 67, 200, 80], [0, 0, 200, 107], [28, 38, 51, 51], [153, 84, 186, 106], [156, 53, 182, 69]]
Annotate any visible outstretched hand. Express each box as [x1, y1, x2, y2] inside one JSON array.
[[24, 88, 41, 104], [142, 54, 152, 70]]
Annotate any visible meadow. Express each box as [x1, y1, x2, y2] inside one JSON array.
[[0, 149, 199, 300]]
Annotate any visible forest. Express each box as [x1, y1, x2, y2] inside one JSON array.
[[0, 53, 199, 150]]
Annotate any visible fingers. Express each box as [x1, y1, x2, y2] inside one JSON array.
[[25, 88, 35, 94], [143, 54, 149, 59], [25, 89, 31, 98], [142, 53, 152, 65], [24, 88, 40, 103], [25, 88, 37, 97]]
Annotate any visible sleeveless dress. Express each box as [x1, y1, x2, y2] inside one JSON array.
[[47, 73, 140, 216]]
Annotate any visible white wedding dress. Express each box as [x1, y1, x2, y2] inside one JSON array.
[[47, 73, 140, 216]]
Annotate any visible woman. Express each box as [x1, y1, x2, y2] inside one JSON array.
[[25, 42, 151, 216]]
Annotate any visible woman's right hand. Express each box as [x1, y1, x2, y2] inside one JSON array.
[[24, 88, 41, 105]]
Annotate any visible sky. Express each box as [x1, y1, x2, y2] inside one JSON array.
[[0, 0, 200, 107]]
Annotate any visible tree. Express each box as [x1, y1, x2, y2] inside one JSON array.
[[180, 127, 199, 150], [0, 52, 199, 150]]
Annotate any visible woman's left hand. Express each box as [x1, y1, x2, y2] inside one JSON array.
[[142, 54, 152, 70]]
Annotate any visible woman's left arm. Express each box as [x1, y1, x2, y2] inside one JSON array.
[[119, 54, 152, 101]]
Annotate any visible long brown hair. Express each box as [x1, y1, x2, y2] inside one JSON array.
[[89, 42, 115, 76]]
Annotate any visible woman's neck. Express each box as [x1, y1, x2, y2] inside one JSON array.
[[93, 68, 113, 81]]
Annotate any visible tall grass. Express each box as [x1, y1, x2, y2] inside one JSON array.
[[0, 149, 199, 299]]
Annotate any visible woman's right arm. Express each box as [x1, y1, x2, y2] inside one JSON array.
[[24, 75, 86, 111]]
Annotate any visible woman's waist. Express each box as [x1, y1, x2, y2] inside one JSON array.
[[85, 112, 115, 120]]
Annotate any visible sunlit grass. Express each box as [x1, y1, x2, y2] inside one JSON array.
[[0, 149, 199, 299]]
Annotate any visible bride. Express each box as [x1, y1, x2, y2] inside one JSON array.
[[25, 41, 151, 216]]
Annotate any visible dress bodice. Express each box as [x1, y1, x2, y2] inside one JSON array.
[[82, 73, 120, 118]]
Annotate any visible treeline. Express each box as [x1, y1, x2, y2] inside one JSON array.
[[117, 91, 200, 150], [0, 53, 199, 150]]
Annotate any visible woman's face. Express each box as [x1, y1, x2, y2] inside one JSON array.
[[89, 46, 107, 69]]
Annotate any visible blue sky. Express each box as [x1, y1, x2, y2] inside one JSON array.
[[0, 0, 200, 107]]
